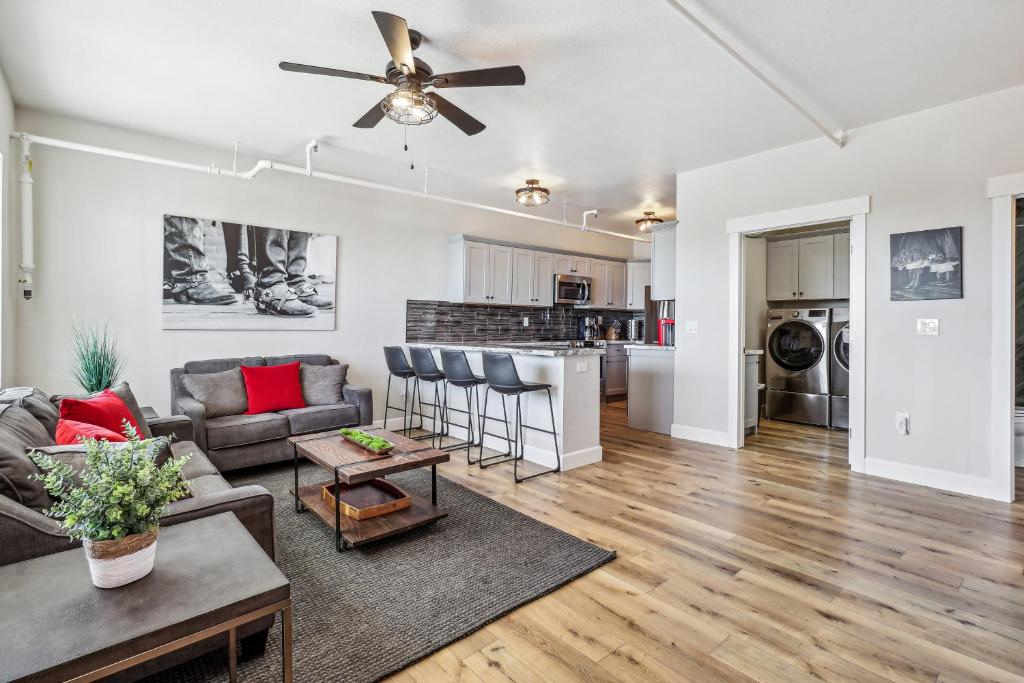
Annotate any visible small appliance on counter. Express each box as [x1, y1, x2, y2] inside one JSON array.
[[626, 318, 643, 341], [657, 318, 675, 346], [579, 316, 600, 341], [605, 320, 622, 340], [643, 286, 676, 346]]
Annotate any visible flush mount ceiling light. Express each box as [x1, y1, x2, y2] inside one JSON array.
[[515, 179, 550, 207], [635, 211, 664, 232], [381, 82, 438, 125]]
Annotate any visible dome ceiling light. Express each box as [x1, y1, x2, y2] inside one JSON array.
[[515, 179, 550, 207], [635, 211, 664, 232]]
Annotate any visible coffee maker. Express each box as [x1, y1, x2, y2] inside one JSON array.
[[580, 316, 599, 341]]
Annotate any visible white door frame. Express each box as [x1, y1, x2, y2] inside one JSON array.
[[727, 196, 870, 472], [988, 172, 1024, 502]]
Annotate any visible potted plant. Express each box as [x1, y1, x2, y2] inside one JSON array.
[[31, 425, 191, 588], [70, 321, 125, 392]]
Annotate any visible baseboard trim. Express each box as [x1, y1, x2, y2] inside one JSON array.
[[670, 424, 737, 449], [863, 458, 1009, 502]]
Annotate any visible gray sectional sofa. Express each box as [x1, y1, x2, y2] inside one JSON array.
[[170, 354, 372, 472], [0, 385, 277, 679]]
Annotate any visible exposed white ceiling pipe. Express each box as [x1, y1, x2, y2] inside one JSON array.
[[10, 132, 649, 243], [662, 0, 847, 148], [581, 209, 598, 231], [18, 135, 34, 300]]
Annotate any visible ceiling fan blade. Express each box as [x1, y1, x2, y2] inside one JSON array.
[[279, 61, 387, 83], [371, 11, 416, 76], [431, 66, 526, 88], [353, 99, 387, 128], [431, 94, 485, 136]]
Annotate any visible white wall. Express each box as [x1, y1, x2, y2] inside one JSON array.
[[675, 84, 1024, 492], [8, 109, 633, 416], [0, 66, 14, 385]]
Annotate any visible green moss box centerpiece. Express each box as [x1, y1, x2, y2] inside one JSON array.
[[338, 427, 395, 455], [31, 425, 191, 588]]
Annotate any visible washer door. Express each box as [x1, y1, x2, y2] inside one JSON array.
[[834, 324, 850, 372], [769, 320, 825, 372]]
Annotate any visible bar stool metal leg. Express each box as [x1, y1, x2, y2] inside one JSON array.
[[513, 387, 562, 483]]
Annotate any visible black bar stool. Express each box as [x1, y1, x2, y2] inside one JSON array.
[[439, 350, 486, 462], [409, 347, 449, 448], [479, 352, 561, 483], [382, 346, 422, 436]]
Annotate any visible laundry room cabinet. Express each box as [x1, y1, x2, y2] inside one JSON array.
[[766, 233, 845, 301]]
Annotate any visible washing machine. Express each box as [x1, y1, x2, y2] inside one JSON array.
[[765, 308, 830, 426], [829, 308, 850, 429]]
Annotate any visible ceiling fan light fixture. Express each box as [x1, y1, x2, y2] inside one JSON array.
[[515, 179, 550, 207], [635, 211, 664, 232], [382, 82, 437, 125]]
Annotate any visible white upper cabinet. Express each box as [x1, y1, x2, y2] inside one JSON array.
[[573, 256, 592, 278], [765, 232, 848, 301], [650, 224, 676, 300], [590, 259, 610, 307], [627, 261, 651, 310], [766, 240, 799, 300], [488, 244, 514, 304], [533, 251, 554, 306], [462, 240, 491, 303], [833, 232, 850, 300], [511, 248, 535, 306], [797, 235, 834, 299], [608, 261, 627, 309], [553, 254, 574, 276]]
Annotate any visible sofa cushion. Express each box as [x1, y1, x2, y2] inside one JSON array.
[[266, 354, 333, 367], [0, 404, 55, 510], [279, 403, 359, 435], [183, 356, 266, 374], [181, 367, 248, 418], [300, 364, 347, 406], [51, 381, 153, 439], [187, 473, 232, 498], [241, 362, 305, 414], [0, 388, 60, 437], [205, 413, 289, 450]]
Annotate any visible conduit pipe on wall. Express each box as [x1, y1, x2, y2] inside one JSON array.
[[18, 135, 34, 300], [9, 132, 650, 243]]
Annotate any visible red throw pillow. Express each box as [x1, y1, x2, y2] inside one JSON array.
[[241, 362, 306, 414], [55, 419, 129, 445], [59, 389, 142, 438]]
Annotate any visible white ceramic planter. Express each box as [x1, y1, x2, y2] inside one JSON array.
[[83, 528, 158, 589]]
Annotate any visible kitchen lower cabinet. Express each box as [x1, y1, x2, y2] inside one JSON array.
[[605, 343, 628, 397], [626, 346, 674, 434]]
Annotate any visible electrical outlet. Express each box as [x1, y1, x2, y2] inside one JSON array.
[[916, 318, 939, 336], [576, 362, 588, 373], [896, 412, 910, 435], [522, 316, 530, 327], [685, 321, 698, 334]]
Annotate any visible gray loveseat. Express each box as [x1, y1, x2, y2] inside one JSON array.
[[0, 385, 277, 679], [170, 354, 372, 472]]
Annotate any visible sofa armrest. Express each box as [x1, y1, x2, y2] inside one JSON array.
[[343, 385, 373, 426], [162, 485, 275, 560], [0, 494, 76, 566], [173, 396, 208, 451], [149, 415, 195, 443]]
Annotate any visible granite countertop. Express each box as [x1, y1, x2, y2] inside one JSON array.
[[408, 342, 606, 357], [624, 344, 676, 351]]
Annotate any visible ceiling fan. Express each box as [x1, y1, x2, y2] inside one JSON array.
[[280, 11, 526, 136]]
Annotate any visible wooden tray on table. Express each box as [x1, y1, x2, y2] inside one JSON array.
[[321, 478, 411, 520]]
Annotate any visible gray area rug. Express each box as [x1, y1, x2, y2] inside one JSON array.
[[146, 462, 615, 682]]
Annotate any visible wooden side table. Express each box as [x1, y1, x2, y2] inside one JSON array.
[[0, 513, 292, 683]]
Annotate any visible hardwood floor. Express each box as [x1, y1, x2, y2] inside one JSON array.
[[388, 402, 1024, 682]]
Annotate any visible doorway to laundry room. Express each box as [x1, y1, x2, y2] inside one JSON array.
[[1014, 197, 1024, 475], [742, 220, 851, 461]]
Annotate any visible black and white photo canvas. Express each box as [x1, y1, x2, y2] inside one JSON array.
[[889, 226, 962, 301], [163, 214, 337, 330]]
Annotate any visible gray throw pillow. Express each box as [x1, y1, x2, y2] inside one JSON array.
[[0, 404, 55, 511], [300, 364, 348, 406], [182, 367, 248, 418], [0, 387, 60, 438], [50, 381, 153, 439]]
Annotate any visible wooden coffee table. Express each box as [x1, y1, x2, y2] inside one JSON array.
[[288, 429, 450, 551]]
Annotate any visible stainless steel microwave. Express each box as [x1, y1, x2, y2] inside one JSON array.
[[554, 274, 592, 305]]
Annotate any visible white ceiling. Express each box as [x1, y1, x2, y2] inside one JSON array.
[[2, 0, 1023, 237]]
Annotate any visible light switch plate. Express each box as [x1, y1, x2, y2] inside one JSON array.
[[576, 362, 588, 373], [896, 412, 910, 435], [685, 321, 698, 334], [916, 318, 939, 336]]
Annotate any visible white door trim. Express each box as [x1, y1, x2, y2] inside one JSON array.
[[988, 171, 1024, 503], [727, 196, 870, 473]]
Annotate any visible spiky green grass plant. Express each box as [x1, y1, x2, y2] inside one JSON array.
[[70, 322, 125, 393]]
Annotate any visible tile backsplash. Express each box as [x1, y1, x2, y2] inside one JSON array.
[[406, 300, 642, 343]]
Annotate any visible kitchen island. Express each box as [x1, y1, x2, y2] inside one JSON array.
[[407, 342, 605, 471]]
